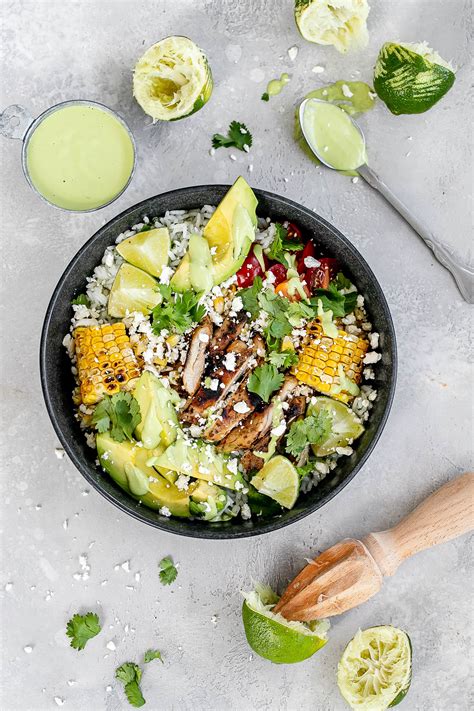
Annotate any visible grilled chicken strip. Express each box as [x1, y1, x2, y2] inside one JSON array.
[[218, 375, 299, 453], [182, 317, 213, 396], [204, 378, 259, 442], [209, 312, 247, 355], [181, 338, 259, 424], [239, 396, 307, 473]]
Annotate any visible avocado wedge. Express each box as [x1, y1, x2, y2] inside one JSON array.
[[133, 371, 180, 449], [96, 433, 190, 516]]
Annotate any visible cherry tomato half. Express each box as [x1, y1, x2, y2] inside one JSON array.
[[267, 263, 287, 286], [236, 249, 265, 287], [286, 222, 303, 241], [297, 240, 316, 274], [307, 257, 339, 291]]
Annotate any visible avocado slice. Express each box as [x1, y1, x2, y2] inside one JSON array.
[[188, 233, 214, 293], [204, 176, 258, 284], [170, 252, 191, 293], [133, 371, 180, 449], [96, 433, 190, 517], [189, 480, 228, 521], [154, 438, 243, 490], [171, 177, 258, 291], [116, 227, 170, 277]]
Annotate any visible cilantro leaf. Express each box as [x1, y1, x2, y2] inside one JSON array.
[[116, 663, 145, 708], [311, 283, 357, 317], [212, 121, 253, 151], [138, 224, 153, 233], [296, 461, 317, 478], [266, 223, 304, 266], [333, 272, 353, 290], [261, 92, 270, 102], [247, 364, 284, 403], [238, 276, 263, 318], [91, 392, 141, 443], [71, 294, 90, 307], [285, 412, 333, 458], [268, 350, 299, 370], [152, 286, 206, 335], [66, 612, 101, 651], [159, 556, 178, 586], [144, 649, 163, 664]]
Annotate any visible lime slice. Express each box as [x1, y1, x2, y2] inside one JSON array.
[[374, 42, 455, 115], [107, 263, 161, 317], [338, 626, 412, 710], [250, 456, 299, 509], [242, 584, 329, 664], [307, 396, 364, 456], [116, 227, 170, 277], [294, 0, 370, 54], [133, 36, 213, 121]]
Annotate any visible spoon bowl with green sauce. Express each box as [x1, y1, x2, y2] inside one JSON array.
[[299, 97, 474, 303], [1, 100, 136, 212]]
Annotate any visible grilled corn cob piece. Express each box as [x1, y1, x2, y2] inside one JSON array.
[[293, 322, 368, 403], [75, 323, 141, 405]]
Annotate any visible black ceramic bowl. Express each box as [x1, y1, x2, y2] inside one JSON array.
[[40, 185, 396, 539]]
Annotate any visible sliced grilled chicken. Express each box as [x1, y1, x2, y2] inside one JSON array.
[[239, 396, 307, 473], [181, 339, 259, 424], [182, 317, 213, 396], [204, 378, 259, 442], [218, 375, 299, 452], [209, 312, 247, 355]]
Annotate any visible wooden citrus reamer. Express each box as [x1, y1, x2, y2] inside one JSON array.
[[274, 472, 474, 621]]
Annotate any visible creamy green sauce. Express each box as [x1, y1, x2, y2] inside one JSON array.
[[26, 104, 135, 211], [263, 73, 290, 99], [294, 80, 375, 174], [302, 100, 367, 171]]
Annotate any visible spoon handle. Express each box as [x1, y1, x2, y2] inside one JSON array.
[[357, 164, 474, 303]]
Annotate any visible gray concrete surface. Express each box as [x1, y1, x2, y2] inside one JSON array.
[[1, 1, 472, 709]]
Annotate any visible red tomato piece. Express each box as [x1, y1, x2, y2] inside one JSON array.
[[286, 222, 303, 241], [297, 240, 316, 274], [307, 257, 339, 291], [267, 263, 287, 286], [236, 250, 264, 287]]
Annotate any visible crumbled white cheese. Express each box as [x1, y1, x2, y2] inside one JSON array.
[[198, 465, 210, 475], [304, 256, 321, 269], [342, 83, 354, 98], [356, 294, 364, 307], [363, 351, 381, 365], [23, 645, 33, 654], [198, 332, 210, 343], [233, 401, 250, 414], [241, 503, 252, 520], [176, 475, 190, 491], [227, 458, 239, 475], [106, 641, 116, 651], [336, 446, 353, 456], [288, 45, 298, 61], [159, 265, 174, 285], [159, 506, 172, 517], [223, 352, 237, 371], [312, 65, 325, 74], [235, 481, 244, 491], [271, 422, 287, 438], [54, 447, 65, 459], [369, 332, 379, 349], [232, 296, 243, 312]]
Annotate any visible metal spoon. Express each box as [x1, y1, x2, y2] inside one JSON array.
[[299, 98, 474, 303]]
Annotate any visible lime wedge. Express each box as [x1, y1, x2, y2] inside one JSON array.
[[251, 456, 299, 509], [374, 42, 455, 115], [307, 396, 363, 456], [116, 227, 170, 277], [338, 626, 412, 710], [133, 36, 213, 121], [294, 0, 370, 54], [242, 584, 329, 664], [107, 263, 161, 318]]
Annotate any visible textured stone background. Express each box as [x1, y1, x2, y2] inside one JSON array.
[[0, 1, 472, 709]]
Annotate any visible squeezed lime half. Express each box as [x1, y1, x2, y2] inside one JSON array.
[[307, 396, 364, 456], [133, 36, 213, 121], [337, 626, 412, 710], [242, 584, 329, 664], [251, 456, 299, 509]]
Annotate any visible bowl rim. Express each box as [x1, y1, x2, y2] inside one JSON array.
[[40, 184, 397, 539]]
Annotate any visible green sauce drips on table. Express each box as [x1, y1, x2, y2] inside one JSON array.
[[262, 73, 290, 101], [26, 104, 135, 211], [302, 101, 367, 171]]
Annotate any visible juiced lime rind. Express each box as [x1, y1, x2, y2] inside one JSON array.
[[337, 626, 412, 711], [242, 584, 329, 664], [250, 456, 299, 509], [294, 0, 370, 53], [307, 396, 364, 457], [374, 41, 455, 115], [133, 36, 213, 121]]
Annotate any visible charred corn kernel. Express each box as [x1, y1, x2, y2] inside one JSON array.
[[281, 336, 295, 351], [292, 321, 368, 403], [166, 333, 180, 348], [74, 323, 141, 405], [213, 296, 225, 314]]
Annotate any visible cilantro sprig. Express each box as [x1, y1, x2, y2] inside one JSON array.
[[66, 612, 101, 651], [247, 364, 284, 403], [116, 663, 145, 708], [311, 282, 357, 317], [91, 392, 141, 443], [266, 223, 303, 266], [71, 293, 90, 307], [144, 649, 163, 664], [152, 285, 206, 335], [212, 121, 252, 151], [159, 556, 178, 586], [285, 412, 333, 458], [268, 350, 299, 370]]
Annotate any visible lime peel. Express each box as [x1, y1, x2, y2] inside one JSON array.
[[242, 583, 329, 664], [295, 0, 370, 54], [337, 626, 412, 711]]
